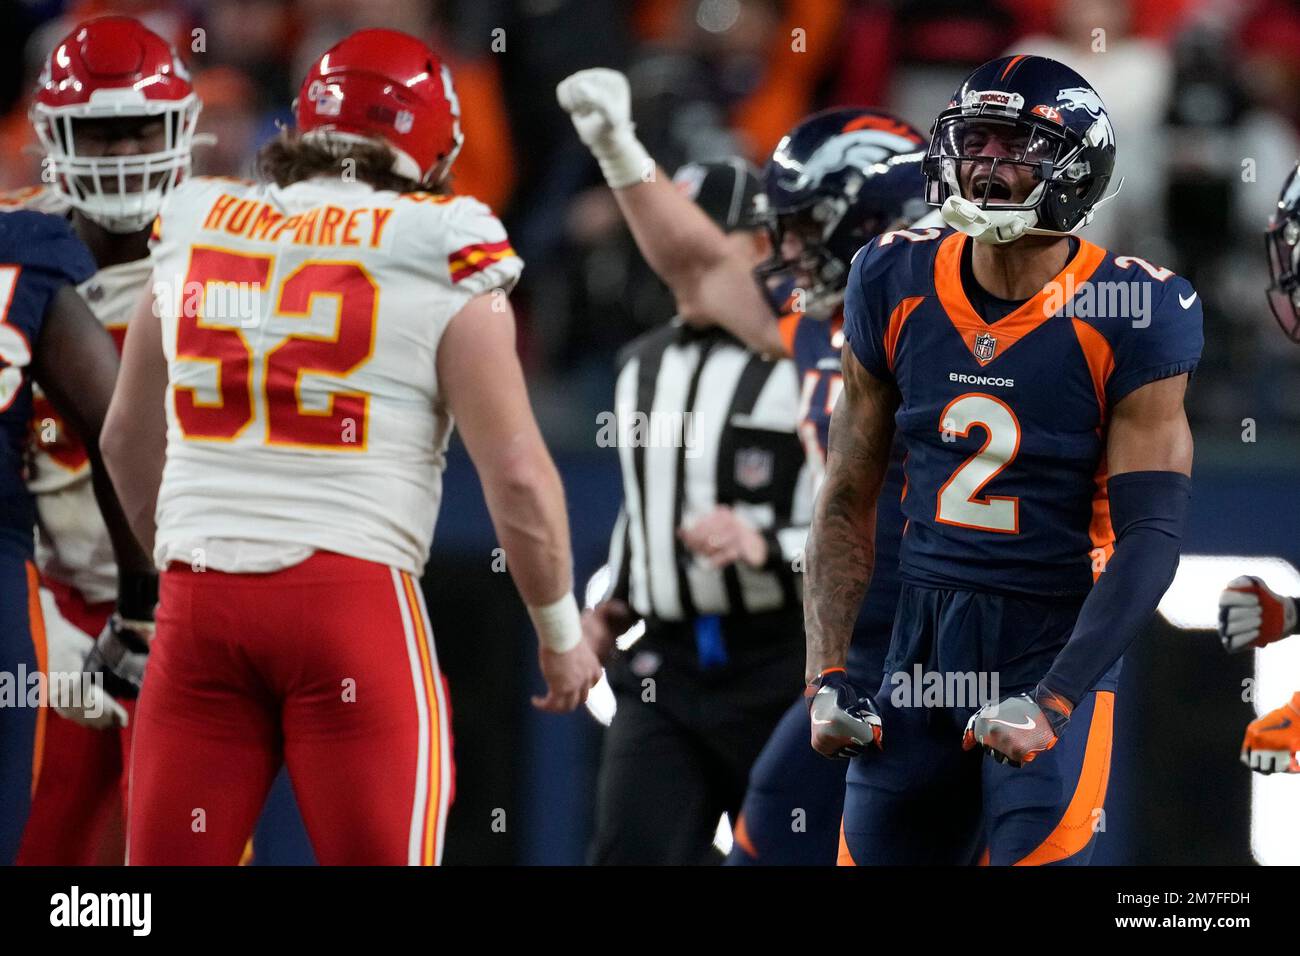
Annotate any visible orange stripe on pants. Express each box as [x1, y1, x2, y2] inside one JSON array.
[[1013, 691, 1114, 866], [25, 561, 47, 796]]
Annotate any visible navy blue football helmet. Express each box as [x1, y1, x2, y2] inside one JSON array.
[[755, 107, 928, 317], [1266, 162, 1300, 343], [924, 54, 1117, 244]]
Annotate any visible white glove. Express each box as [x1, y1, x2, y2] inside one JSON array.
[[39, 588, 129, 730], [1219, 575, 1299, 653], [556, 68, 652, 189]]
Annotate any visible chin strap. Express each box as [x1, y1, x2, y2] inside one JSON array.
[[941, 176, 1127, 245]]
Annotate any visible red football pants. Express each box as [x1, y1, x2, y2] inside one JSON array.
[[17, 581, 129, 865], [127, 551, 453, 866]]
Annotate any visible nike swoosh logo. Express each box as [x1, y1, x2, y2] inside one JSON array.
[[1260, 718, 1293, 732], [988, 716, 1036, 730], [1179, 292, 1197, 309]]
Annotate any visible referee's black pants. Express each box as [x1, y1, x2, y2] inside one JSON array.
[[590, 609, 804, 865]]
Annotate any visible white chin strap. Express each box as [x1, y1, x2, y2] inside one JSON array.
[[940, 195, 1035, 244]]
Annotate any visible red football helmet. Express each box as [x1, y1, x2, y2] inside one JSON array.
[[294, 29, 463, 187], [30, 16, 199, 233]]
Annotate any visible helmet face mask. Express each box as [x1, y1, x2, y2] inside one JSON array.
[[923, 56, 1117, 243], [34, 104, 199, 233], [1266, 171, 1300, 343], [31, 16, 199, 234]]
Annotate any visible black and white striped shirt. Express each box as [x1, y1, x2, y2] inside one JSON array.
[[603, 321, 814, 621]]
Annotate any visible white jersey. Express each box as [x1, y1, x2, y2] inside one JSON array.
[[2, 186, 147, 603], [148, 176, 522, 576]]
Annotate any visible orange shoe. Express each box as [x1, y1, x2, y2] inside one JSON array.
[[1242, 692, 1300, 774]]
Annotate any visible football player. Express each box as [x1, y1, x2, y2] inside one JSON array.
[[12, 15, 198, 865], [807, 55, 1202, 864], [101, 29, 602, 865], [0, 207, 154, 864], [1216, 162, 1300, 774], [559, 68, 928, 864]]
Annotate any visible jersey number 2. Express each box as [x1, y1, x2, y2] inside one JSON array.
[[935, 393, 1021, 534], [175, 248, 376, 449]]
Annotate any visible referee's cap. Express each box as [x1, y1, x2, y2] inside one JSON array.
[[671, 158, 767, 233]]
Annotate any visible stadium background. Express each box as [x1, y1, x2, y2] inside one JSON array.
[[5, 0, 1300, 864]]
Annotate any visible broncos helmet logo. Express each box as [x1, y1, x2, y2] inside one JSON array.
[[1057, 86, 1115, 149], [779, 129, 920, 193]]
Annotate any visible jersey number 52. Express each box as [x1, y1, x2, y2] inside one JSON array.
[[174, 247, 376, 449]]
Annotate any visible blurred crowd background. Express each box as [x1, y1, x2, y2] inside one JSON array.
[[5, 0, 1300, 864], [5, 0, 1300, 452]]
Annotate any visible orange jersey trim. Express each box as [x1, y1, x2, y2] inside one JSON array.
[[884, 296, 925, 372], [933, 231, 1107, 367]]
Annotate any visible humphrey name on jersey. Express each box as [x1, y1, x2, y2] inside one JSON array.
[[50, 886, 151, 936], [197, 189, 396, 249]]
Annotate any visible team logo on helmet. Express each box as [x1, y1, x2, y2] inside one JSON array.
[[974, 332, 998, 362], [1058, 87, 1115, 149], [779, 129, 921, 193], [1057, 87, 1105, 117]]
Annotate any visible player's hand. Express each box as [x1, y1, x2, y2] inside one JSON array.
[[556, 68, 632, 149], [581, 599, 635, 666], [1241, 692, 1300, 774], [1219, 575, 1298, 653], [39, 588, 129, 730], [533, 640, 604, 714], [963, 685, 1072, 767], [678, 506, 768, 569], [84, 612, 152, 703], [805, 668, 882, 759]]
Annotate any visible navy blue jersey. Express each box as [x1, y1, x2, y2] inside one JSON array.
[[844, 226, 1203, 598], [0, 211, 96, 553], [779, 309, 904, 664]]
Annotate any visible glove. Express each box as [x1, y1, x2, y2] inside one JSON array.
[[1219, 575, 1298, 653], [556, 68, 651, 189], [39, 587, 129, 730], [963, 684, 1072, 767], [83, 571, 157, 703], [805, 667, 882, 759], [1241, 692, 1300, 774]]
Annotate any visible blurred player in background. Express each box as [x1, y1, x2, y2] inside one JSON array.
[[1217, 161, 1300, 774], [101, 28, 601, 865], [0, 206, 154, 864], [558, 67, 928, 864], [808, 54, 1202, 865], [11, 15, 195, 866]]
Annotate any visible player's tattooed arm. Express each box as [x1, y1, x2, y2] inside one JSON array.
[[35, 283, 154, 574], [804, 345, 898, 683]]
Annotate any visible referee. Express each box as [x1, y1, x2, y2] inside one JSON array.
[[584, 160, 813, 865]]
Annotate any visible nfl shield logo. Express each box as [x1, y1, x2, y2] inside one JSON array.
[[735, 447, 774, 491], [974, 332, 997, 362]]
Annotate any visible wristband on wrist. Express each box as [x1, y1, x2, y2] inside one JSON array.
[[593, 125, 652, 190], [528, 593, 583, 653]]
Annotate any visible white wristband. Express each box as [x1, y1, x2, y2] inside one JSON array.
[[592, 125, 653, 190], [528, 593, 583, 654]]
